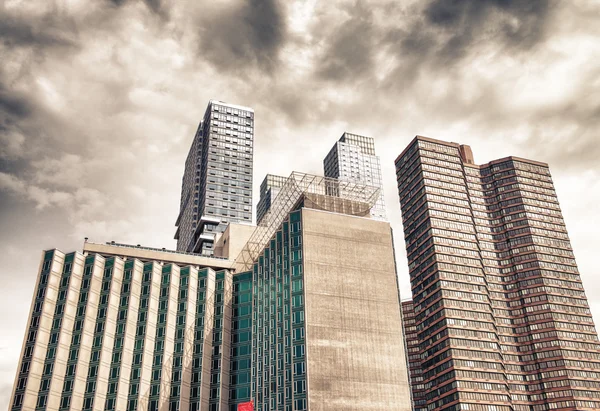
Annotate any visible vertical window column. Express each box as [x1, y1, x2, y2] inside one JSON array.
[[12, 250, 65, 411]]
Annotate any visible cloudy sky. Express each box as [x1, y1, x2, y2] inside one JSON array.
[[1, 0, 600, 406]]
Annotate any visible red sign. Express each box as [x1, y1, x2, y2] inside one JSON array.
[[238, 401, 253, 411]]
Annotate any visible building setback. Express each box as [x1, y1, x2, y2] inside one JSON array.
[[10, 174, 413, 411], [175, 100, 254, 256], [395, 136, 600, 411], [323, 132, 387, 220]]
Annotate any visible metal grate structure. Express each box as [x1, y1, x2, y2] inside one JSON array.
[[235, 172, 380, 271]]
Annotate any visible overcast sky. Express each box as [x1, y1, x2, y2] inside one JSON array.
[[1, 0, 600, 407]]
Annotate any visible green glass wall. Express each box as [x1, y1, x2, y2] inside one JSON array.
[[250, 210, 306, 411], [12, 250, 57, 410], [82, 258, 115, 410], [148, 264, 173, 410], [169, 266, 190, 411], [229, 272, 253, 411]]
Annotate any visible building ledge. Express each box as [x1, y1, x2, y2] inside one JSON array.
[[83, 241, 234, 270]]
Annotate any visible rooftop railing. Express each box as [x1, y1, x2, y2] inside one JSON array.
[[235, 172, 380, 271]]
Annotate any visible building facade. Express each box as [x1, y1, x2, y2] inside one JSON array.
[[175, 100, 254, 256], [11, 174, 412, 411], [8, 242, 240, 411], [246, 207, 411, 411], [323, 132, 387, 220], [256, 175, 287, 226], [401, 300, 426, 411], [395, 136, 600, 411]]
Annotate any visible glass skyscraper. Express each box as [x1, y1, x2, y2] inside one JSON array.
[[175, 100, 254, 256], [256, 174, 287, 226], [395, 136, 600, 411], [323, 132, 387, 220]]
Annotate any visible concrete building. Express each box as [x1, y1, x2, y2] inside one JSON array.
[[8, 241, 240, 411], [323, 132, 387, 220], [235, 172, 412, 411], [175, 100, 254, 256], [10, 173, 413, 411], [395, 136, 600, 411]]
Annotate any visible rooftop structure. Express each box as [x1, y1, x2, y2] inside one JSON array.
[[236, 172, 381, 271]]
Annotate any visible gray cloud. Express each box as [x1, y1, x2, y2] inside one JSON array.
[[107, 0, 168, 19], [316, 3, 376, 82], [421, 0, 552, 59], [522, 87, 600, 170], [375, 0, 556, 93], [0, 4, 79, 50], [0, 85, 33, 120], [309, 0, 555, 91], [195, 0, 286, 73]]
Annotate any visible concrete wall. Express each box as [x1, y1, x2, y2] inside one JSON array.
[[301, 208, 412, 411], [213, 223, 256, 262]]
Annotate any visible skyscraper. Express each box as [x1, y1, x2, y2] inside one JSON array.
[[10, 173, 413, 411], [395, 136, 600, 411], [256, 174, 287, 226], [323, 132, 387, 220], [401, 300, 426, 411], [175, 100, 254, 256]]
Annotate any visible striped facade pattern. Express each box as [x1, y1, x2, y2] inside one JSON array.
[[395, 136, 600, 411], [8, 250, 241, 411]]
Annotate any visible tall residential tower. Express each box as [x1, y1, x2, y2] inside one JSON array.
[[396, 136, 600, 411], [323, 132, 387, 220], [175, 100, 254, 256]]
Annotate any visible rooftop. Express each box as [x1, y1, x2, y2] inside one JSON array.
[[83, 240, 235, 270], [209, 99, 254, 113], [395, 135, 549, 168], [236, 172, 381, 271]]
